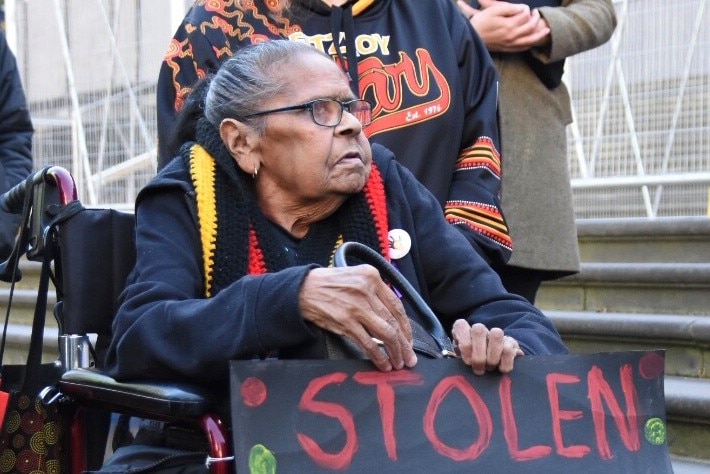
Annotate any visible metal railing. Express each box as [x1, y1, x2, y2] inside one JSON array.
[[567, 0, 709, 219]]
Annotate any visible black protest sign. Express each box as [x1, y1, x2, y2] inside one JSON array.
[[230, 350, 671, 473]]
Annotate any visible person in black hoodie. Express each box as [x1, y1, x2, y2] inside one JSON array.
[[0, 28, 33, 266], [156, 0, 512, 269]]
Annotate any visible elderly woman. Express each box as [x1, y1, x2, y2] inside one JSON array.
[[105, 40, 567, 387]]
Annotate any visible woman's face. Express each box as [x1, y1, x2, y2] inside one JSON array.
[[249, 53, 372, 209]]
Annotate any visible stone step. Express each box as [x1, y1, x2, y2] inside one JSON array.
[[537, 262, 710, 315], [546, 310, 710, 378], [0, 324, 60, 365], [0, 287, 57, 326], [665, 376, 710, 462], [0, 258, 44, 290], [1, 258, 58, 326], [672, 456, 710, 474], [576, 217, 710, 264]]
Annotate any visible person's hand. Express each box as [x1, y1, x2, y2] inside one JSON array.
[[299, 265, 418, 372], [451, 320, 524, 375], [457, 0, 551, 53]]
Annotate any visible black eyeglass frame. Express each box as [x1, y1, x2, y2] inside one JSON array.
[[241, 98, 372, 127]]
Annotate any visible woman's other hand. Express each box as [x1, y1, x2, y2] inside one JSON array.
[[452, 319, 524, 375]]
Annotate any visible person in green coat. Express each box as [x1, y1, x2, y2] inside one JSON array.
[[458, 0, 617, 303]]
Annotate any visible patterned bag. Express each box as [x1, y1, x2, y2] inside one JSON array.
[[0, 255, 68, 473], [0, 364, 65, 473]]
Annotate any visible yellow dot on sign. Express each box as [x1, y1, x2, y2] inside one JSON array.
[[644, 418, 666, 446]]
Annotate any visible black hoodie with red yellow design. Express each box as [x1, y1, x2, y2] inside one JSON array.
[[156, 0, 512, 264]]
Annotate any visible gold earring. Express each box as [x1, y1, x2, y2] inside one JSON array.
[[252, 166, 258, 179]]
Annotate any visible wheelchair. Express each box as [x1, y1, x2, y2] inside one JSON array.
[[0, 166, 232, 473], [1, 166, 457, 473]]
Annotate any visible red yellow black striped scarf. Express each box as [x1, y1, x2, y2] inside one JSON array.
[[182, 119, 390, 297]]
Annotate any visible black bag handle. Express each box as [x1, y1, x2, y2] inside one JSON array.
[[21, 254, 53, 390], [333, 241, 456, 358]]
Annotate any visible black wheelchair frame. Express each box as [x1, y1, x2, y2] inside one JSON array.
[[1, 166, 231, 473]]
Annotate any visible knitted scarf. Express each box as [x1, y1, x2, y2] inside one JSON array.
[[182, 119, 390, 298]]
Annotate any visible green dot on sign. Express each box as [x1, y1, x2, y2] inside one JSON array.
[[644, 418, 666, 445], [249, 444, 277, 474]]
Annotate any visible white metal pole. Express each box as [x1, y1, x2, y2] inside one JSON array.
[[169, 0, 188, 33], [52, 0, 97, 204], [4, 0, 17, 52]]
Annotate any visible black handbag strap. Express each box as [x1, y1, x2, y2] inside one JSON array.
[[22, 253, 52, 390]]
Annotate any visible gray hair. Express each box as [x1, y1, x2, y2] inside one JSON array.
[[204, 40, 328, 131]]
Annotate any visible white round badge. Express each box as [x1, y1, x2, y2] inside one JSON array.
[[388, 229, 411, 260]]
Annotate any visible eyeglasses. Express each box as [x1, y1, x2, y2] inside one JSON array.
[[242, 98, 372, 127]]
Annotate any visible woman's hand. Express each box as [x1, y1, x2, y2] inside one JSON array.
[[299, 265, 418, 372], [452, 319, 524, 375]]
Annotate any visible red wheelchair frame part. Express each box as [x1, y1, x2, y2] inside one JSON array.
[[68, 410, 230, 474], [201, 414, 231, 474], [69, 410, 85, 474], [44, 166, 78, 206]]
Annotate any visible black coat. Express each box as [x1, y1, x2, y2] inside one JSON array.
[[0, 29, 33, 261], [105, 144, 567, 386]]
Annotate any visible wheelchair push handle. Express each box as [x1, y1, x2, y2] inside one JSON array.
[[0, 167, 50, 213], [0, 166, 78, 214], [0, 166, 78, 281], [0, 175, 32, 214]]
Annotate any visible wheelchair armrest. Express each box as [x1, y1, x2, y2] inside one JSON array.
[[59, 368, 221, 423]]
